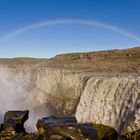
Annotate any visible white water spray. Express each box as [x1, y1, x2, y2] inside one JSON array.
[[0, 68, 50, 132]]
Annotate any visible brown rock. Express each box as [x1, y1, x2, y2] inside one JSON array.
[[36, 116, 99, 140], [2, 110, 29, 133]]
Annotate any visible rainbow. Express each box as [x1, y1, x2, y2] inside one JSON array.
[[0, 19, 140, 42]]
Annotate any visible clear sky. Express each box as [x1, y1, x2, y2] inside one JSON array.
[[0, 0, 140, 58]]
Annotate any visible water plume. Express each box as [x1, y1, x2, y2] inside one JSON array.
[[0, 68, 50, 132]]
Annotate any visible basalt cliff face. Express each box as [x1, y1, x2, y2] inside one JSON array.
[[0, 47, 140, 134]]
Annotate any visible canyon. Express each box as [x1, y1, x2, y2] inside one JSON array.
[[0, 47, 139, 134]]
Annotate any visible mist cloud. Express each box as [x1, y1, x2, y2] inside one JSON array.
[[0, 68, 50, 132]]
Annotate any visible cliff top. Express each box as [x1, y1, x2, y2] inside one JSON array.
[[0, 47, 140, 74]]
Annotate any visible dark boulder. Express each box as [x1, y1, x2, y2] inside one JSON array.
[[2, 110, 29, 133], [37, 116, 99, 140], [40, 116, 77, 124]]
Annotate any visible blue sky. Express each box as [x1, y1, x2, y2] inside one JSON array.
[[0, 0, 140, 58]]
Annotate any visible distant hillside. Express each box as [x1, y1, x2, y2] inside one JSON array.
[[0, 47, 140, 74]]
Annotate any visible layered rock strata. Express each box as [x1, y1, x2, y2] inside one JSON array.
[[0, 47, 139, 134]]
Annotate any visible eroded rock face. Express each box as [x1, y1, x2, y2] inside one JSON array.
[[75, 76, 140, 134], [36, 116, 99, 140], [0, 67, 82, 131]]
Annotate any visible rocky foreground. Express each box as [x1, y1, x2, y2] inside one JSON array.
[[0, 47, 140, 139], [0, 110, 139, 140]]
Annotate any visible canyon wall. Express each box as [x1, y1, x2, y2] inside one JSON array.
[[0, 66, 83, 131], [0, 47, 139, 133]]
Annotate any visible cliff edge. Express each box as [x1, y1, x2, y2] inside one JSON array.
[[0, 47, 139, 134]]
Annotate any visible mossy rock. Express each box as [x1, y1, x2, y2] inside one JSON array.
[[12, 132, 45, 140], [0, 130, 15, 140], [119, 129, 140, 140], [1, 127, 46, 140], [92, 124, 118, 140]]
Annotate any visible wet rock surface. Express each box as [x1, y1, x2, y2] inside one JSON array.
[[37, 116, 99, 140], [2, 110, 29, 133], [0, 111, 99, 140], [0, 110, 29, 140], [0, 110, 140, 140]]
